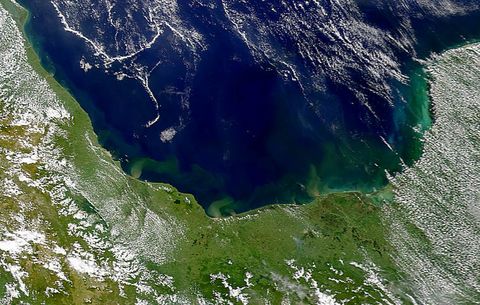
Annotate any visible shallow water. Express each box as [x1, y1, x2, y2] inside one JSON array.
[[18, 0, 480, 215]]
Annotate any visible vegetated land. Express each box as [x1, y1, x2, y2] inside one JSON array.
[[0, 1, 479, 304]]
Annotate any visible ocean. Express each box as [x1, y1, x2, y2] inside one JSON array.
[[17, 0, 480, 215]]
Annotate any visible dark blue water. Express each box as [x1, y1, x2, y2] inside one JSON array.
[[18, 0, 480, 215]]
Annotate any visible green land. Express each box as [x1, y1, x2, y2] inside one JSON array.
[[0, 1, 479, 304]]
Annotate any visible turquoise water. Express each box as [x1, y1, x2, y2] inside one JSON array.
[[18, 0, 480, 215]]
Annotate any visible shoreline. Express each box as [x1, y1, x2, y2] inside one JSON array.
[[3, 0, 427, 218], [2, 0, 461, 219], [1, 0, 480, 302]]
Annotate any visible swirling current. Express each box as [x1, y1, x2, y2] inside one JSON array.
[[18, 0, 480, 215]]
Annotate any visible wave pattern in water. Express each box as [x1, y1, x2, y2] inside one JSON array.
[[19, 0, 480, 214]]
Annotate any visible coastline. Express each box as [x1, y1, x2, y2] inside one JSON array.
[[2, 0, 480, 303], [8, 0, 480, 219], [0, 0, 448, 221], [0, 0, 440, 219], [0, 1, 407, 302], [15, 0, 443, 216]]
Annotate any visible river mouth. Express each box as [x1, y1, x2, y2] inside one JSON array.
[[17, 0, 480, 216]]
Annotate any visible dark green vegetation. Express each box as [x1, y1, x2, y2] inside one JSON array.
[[0, 2, 413, 303], [2, 1, 480, 304]]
